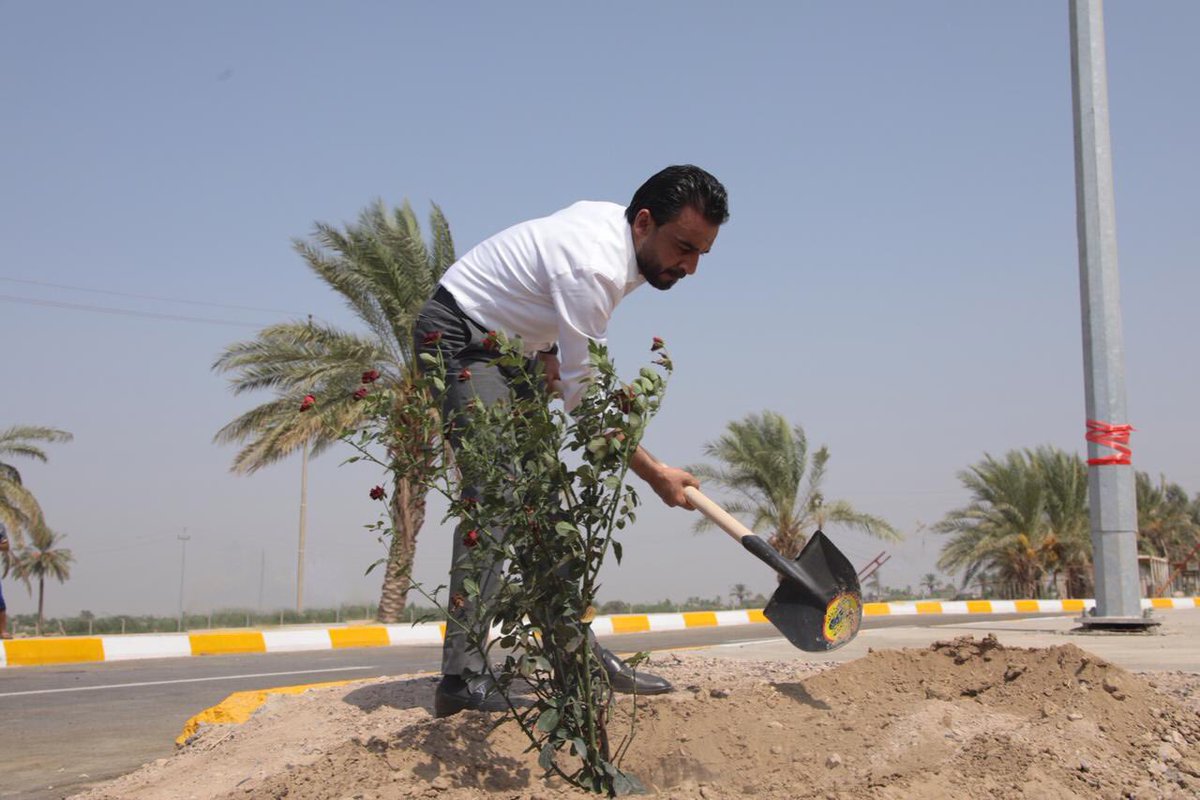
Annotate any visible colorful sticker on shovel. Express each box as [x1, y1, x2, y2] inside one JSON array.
[[823, 592, 861, 645]]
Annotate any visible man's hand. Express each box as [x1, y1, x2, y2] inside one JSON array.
[[537, 351, 561, 389], [630, 445, 699, 509]]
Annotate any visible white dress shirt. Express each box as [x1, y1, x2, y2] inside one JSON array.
[[439, 201, 645, 411]]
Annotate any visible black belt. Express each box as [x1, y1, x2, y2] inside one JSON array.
[[433, 284, 488, 333], [433, 284, 460, 312], [432, 285, 558, 355]]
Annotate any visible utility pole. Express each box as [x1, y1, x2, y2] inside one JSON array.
[[1068, 0, 1153, 629], [177, 530, 191, 632]]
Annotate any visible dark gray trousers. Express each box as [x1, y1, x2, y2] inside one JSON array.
[[413, 290, 537, 677]]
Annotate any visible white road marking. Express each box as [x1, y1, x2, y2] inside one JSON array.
[[706, 637, 793, 649], [0, 666, 378, 698]]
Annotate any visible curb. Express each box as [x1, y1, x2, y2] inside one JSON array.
[[174, 677, 376, 746], [2, 598, 1197, 669]]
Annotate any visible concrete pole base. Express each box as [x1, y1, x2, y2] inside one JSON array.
[[1074, 614, 1161, 633]]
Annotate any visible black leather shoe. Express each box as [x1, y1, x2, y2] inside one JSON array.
[[434, 674, 510, 717], [595, 645, 673, 695]]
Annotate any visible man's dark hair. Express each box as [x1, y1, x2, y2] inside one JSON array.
[[625, 165, 729, 227]]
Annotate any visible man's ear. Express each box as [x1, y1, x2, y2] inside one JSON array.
[[631, 208, 655, 240]]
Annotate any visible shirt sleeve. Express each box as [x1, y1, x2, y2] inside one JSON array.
[[548, 266, 622, 412]]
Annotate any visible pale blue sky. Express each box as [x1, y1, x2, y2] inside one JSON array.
[[2, 2, 1197, 617]]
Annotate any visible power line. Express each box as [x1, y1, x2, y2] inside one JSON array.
[[0, 276, 305, 316], [0, 293, 266, 328]]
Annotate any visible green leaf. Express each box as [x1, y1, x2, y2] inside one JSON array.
[[535, 708, 560, 732], [610, 767, 648, 796], [462, 577, 480, 598], [554, 521, 578, 536], [612, 540, 623, 563], [538, 742, 556, 771]]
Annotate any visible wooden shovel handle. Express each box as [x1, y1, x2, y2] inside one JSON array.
[[630, 446, 753, 543], [683, 487, 753, 544]]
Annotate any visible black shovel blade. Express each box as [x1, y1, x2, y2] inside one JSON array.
[[763, 531, 863, 652]]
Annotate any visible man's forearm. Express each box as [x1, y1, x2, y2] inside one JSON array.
[[629, 445, 698, 509], [630, 444, 664, 485]]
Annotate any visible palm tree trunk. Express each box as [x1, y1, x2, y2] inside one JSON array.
[[37, 575, 45, 636], [376, 474, 427, 622]]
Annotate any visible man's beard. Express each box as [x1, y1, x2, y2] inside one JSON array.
[[637, 252, 686, 291]]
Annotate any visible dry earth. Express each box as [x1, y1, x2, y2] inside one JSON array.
[[75, 636, 1200, 800]]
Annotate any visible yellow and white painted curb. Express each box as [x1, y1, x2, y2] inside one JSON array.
[[2, 598, 1197, 669], [174, 677, 379, 746]]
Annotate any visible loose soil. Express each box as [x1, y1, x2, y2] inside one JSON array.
[[76, 636, 1199, 799]]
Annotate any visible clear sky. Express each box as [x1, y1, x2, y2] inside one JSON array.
[[2, 2, 1197, 618]]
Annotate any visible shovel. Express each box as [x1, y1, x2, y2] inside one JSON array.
[[683, 487, 863, 652], [544, 384, 862, 651]]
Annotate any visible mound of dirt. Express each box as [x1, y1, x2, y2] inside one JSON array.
[[77, 637, 1199, 800]]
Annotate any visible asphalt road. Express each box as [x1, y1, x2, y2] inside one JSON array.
[[0, 614, 1055, 799]]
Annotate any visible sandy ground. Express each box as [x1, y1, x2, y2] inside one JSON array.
[[75, 636, 1200, 800]]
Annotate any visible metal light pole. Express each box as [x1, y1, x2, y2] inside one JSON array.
[[177, 530, 191, 632], [1068, 0, 1153, 629]]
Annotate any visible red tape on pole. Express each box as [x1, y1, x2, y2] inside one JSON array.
[[1085, 419, 1133, 465]]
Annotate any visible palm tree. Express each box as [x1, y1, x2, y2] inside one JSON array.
[[0, 426, 73, 546], [729, 583, 750, 608], [1030, 447, 1092, 597], [688, 411, 900, 560], [1136, 472, 1197, 563], [936, 450, 1050, 598], [920, 572, 939, 598], [214, 200, 454, 621], [936, 448, 1092, 599], [10, 523, 73, 635]]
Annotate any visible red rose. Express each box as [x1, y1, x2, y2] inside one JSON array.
[[422, 331, 443, 346], [369, 485, 385, 500], [450, 592, 466, 612], [462, 529, 481, 548], [353, 387, 368, 400], [458, 368, 472, 382], [361, 369, 380, 384], [482, 331, 500, 352], [651, 337, 665, 352], [299, 394, 316, 412]]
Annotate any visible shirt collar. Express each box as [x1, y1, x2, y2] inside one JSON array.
[[623, 222, 645, 294]]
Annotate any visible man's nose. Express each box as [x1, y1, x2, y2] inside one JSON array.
[[681, 253, 700, 275]]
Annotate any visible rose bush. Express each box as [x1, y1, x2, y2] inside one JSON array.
[[342, 333, 673, 796]]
